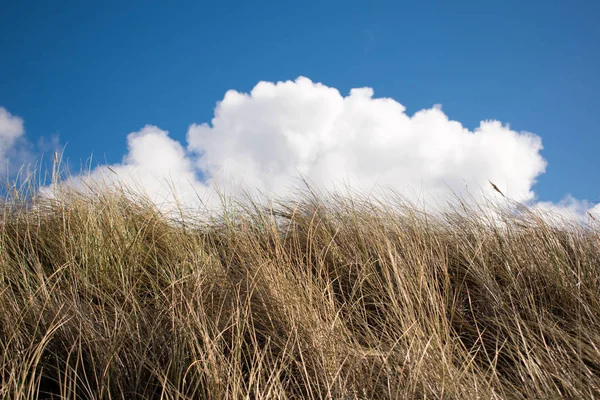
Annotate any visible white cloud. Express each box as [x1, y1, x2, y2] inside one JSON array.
[[591, 204, 600, 221], [49, 125, 212, 211], [0, 107, 26, 174], [532, 195, 599, 226], [187, 77, 546, 205], [33, 77, 598, 223], [0, 106, 61, 178], [0, 107, 24, 142]]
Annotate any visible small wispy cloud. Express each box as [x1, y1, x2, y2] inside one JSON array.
[[363, 29, 376, 53], [533, 195, 600, 225]]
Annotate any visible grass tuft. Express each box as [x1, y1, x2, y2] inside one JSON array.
[[0, 179, 599, 399]]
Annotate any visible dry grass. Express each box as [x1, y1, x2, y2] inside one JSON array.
[[0, 180, 599, 399]]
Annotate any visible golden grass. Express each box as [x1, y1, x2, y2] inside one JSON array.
[[0, 181, 599, 399]]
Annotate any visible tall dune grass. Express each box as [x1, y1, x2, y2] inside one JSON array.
[[0, 179, 599, 399]]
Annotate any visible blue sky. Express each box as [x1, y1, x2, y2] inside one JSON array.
[[1, 0, 599, 207]]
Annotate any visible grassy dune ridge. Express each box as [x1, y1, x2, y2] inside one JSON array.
[[0, 182, 599, 399]]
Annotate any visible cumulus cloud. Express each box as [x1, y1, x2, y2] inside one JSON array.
[[51, 125, 212, 210], [0, 107, 26, 174], [187, 77, 546, 204], [38, 77, 598, 222], [0, 106, 62, 179]]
